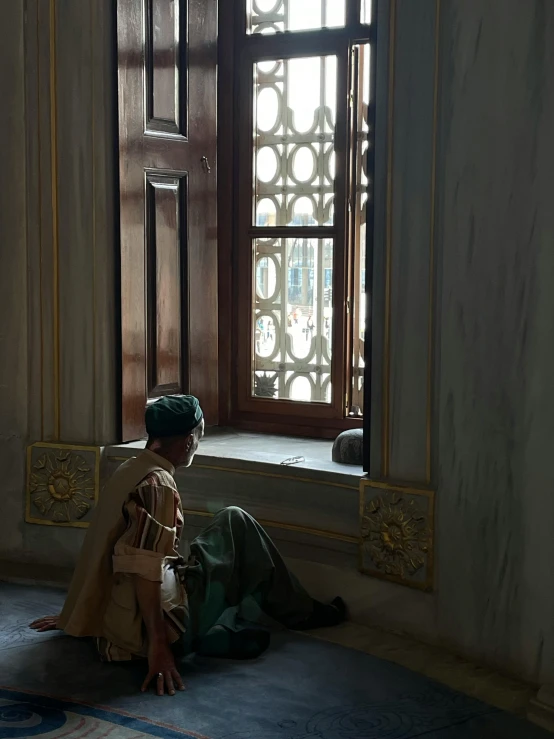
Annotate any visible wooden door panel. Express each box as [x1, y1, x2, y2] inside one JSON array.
[[185, 0, 218, 424], [146, 172, 187, 397], [146, 0, 185, 135], [118, 0, 217, 441]]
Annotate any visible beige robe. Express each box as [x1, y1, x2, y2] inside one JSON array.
[[58, 450, 175, 656]]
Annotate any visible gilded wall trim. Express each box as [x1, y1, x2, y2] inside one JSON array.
[[26, 443, 100, 528], [381, 0, 397, 478], [90, 0, 98, 441], [192, 463, 359, 492], [183, 508, 358, 545], [359, 479, 435, 591], [32, 0, 61, 441], [49, 0, 61, 440], [107, 454, 360, 492], [426, 0, 441, 484], [35, 0, 45, 440]]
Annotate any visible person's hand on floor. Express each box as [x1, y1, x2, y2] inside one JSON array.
[[29, 615, 61, 632], [141, 638, 186, 696]]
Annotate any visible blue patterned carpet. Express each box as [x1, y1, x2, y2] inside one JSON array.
[[0, 584, 548, 739], [0, 688, 206, 738]]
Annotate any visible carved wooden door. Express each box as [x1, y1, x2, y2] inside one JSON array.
[[117, 0, 218, 440]]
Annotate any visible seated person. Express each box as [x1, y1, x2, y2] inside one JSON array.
[[30, 395, 346, 696]]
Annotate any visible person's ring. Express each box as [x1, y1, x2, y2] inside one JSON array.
[[158, 673, 163, 679]]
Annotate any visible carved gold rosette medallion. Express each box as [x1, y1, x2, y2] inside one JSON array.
[[360, 482, 434, 589], [29, 449, 96, 524], [361, 492, 428, 577]]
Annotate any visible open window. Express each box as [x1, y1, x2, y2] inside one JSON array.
[[229, 0, 376, 437], [116, 0, 376, 442]]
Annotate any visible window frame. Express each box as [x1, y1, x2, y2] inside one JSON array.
[[218, 0, 376, 438]]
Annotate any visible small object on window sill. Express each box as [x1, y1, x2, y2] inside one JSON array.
[[332, 429, 363, 465], [280, 456, 305, 466], [348, 405, 363, 418]]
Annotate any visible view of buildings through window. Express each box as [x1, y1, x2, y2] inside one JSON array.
[[241, 1, 373, 418]]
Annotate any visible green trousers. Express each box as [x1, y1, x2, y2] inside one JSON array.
[[181, 506, 314, 658]]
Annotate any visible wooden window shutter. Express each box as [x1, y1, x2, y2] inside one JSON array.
[[116, 0, 218, 441]]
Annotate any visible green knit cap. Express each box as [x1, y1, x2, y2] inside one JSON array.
[[145, 395, 203, 438]]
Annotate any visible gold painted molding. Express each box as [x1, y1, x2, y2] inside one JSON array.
[[382, 0, 397, 478], [36, 0, 45, 440], [182, 508, 358, 545], [192, 463, 359, 491], [106, 454, 360, 492], [426, 0, 441, 484], [26, 442, 100, 528], [49, 0, 61, 440], [359, 478, 435, 591], [34, 0, 61, 440]]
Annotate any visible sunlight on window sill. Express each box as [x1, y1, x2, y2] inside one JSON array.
[[106, 427, 363, 480]]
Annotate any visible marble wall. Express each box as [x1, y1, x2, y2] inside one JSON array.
[[435, 0, 554, 686], [368, 0, 554, 687], [366, 0, 554, 686], [0, 1, 29, 565], [0, 0, 118, 567]]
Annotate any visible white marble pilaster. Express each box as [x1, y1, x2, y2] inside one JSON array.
[[25, 0, 118, 447], [0, 0, 28, 562], [1, 0, 118, 567], [388, 0, 438, 483], [436, 0, 554, 685], [367, 0, 391, 479], [369, 0, 439, 484]]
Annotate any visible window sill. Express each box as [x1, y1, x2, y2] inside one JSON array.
[[105, 428, 363, 574], [105, 427, 363, 484]]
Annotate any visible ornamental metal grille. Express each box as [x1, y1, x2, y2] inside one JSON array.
[[252, 54, 337, 403], [254, 237, 333, 403], [240, 3, 374, 413], [248, 0, 346, 35], [254, 56, 337, 228]]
